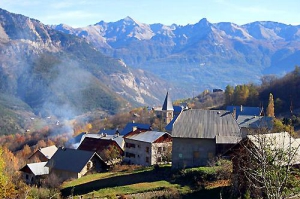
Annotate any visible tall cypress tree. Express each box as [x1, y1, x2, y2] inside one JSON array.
[[267, 93, 275, 117]]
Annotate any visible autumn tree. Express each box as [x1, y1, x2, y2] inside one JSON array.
[[225, 85, 234, 105], [100, 145, 123, 166], [0, 147, 17, 198], [234, 85, 249, 105], [267, 93, 275, 117]]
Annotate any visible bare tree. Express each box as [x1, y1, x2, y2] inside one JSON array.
[[231, 131, 300, 199]]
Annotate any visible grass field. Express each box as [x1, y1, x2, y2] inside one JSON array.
[[60, 164, 231, 198]]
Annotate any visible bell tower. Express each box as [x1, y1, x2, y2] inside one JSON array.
[[162, 91, 174, 125]]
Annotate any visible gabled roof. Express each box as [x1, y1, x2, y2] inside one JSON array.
[[162, 92, 174, 111], [20, 162, 49, 176], [39, 145, 58, 159], [124, 130, 171, 143], [237, 115, 273, 129], [78, 136, 124, 153], [79, 133, 124, 149], [29, 145, 58, 160], [172, 109, 240, 141], [226, 105, 262, 119], [46, 147, 105, 173], [121, 122, 151, 135]]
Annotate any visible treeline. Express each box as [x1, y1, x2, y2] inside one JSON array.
[[225, 66, 300, 115]]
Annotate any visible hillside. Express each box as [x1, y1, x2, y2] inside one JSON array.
[[53, 17, 300, 92], [0, 9, 180, 134]]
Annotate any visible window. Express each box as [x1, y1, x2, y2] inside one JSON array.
[[158, 147, 162, 153], [126, 152, 136, 158], [87, 161, 92, 170], [125, 143, 136, 148], [146, 147, 150, 153], [193, 151, 200, 159], [146, 157, 149, 163]]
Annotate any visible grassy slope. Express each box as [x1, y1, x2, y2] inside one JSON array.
[[61, 165, 230, 198]]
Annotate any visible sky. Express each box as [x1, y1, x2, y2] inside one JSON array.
[[0, 0, 299, 28]]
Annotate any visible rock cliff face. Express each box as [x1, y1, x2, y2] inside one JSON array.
[[0, 8, 178, 124], [53, 17, 300, 91]]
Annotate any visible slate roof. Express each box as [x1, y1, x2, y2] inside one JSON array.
[[46, 147, 104, 173], [124, 130, 171, 143], [162, 92, 174, 111], [20, 162, 49, 176], [172, 109, 241, 142], [226, 105, 262, 119], [121, 122, 151, 135], [237, 115, 273, 129]]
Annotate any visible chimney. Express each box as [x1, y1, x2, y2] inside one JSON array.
[[233, 107, 236, 119]]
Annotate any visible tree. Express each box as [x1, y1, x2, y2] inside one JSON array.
[[0, 147, 17, 198], [225, 85, 234, 105], [267, 93, 275, 117], [232, 131, 300, 199], [234, 85, 249, 105], [100, 145, 123, 166]]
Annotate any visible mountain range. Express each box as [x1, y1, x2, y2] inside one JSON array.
[[1, 8, 300, 134], [53, 17, 300, 91], [0, 9, 177, 134]]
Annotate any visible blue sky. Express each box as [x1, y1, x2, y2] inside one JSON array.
[[0, 0, 299, 27]]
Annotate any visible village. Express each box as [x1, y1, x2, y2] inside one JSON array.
[[18, 91, 300, 198]]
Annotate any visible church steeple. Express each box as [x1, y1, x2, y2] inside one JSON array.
[[162, 91, 174, 111], [162, 92, 174, 125]]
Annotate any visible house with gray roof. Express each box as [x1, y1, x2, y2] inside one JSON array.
[[237, 115, 273, 135], [123, 129, 172, 166], [28, 145, 58, 162], [46, 147, 107, 181], [171, 109, 241, 169], [20, 162, 49, 185]]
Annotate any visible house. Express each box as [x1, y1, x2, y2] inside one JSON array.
[[20, 162, 49, 185], [171, 109, 241, 169], [123, 129, 172, 166], [226, 105, 263, 120], [237, 115, 273, 135], [224, 132, 300, 194], [46, 147, 107, 181], [28, 145, 58, 162], [77, 135, 124, 165]]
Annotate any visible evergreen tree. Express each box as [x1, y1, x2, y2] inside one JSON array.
[[267, 93, 275, 117]]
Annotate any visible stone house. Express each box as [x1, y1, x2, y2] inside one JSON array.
[[46, 147, 107, 181], [172, 109, 241, 169], [123, 129, 172, 166]]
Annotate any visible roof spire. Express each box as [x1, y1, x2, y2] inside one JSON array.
[[162, 91, 174, 111]]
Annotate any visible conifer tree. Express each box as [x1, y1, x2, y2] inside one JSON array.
[[267, 93, 275, 117]]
